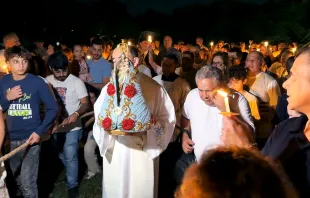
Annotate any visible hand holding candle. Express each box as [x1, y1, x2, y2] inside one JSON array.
[[216, 90, 240, 116]]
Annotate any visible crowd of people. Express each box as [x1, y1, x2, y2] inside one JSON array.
[[0, 31, 309, 198]]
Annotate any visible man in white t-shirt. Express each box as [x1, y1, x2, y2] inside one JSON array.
[[245, 51, 281, 142], [46, 52, 90, 198], [181, 65, 254, 162]]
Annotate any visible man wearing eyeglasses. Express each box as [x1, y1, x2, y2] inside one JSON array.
[[245, 51, 281, 148]]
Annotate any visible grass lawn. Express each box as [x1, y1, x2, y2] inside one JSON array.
[[52, 171, 102, 198]]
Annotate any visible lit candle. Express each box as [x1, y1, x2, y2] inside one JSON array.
[[292, 47, 297, 53], [217, 90, 230, 112], [264, 41, 268, 47], [148, 35, 152, 42], [86, 55, 92, 60], [210, 42, 214, 47], [128, 41, 131, 46]]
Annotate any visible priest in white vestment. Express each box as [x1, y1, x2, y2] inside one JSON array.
[[93, 42, 176, 198]]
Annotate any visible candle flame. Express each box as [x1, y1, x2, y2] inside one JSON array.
[[292, 47, 297, 53], [217, 90, 228, 97], [210, 42, 214, 46], [86, 55, 92, 60], [264, 41, 268, 47], [128, 41, 131, 46], [148, 36, 152, 42]]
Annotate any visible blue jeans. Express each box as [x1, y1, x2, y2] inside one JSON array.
[[10, 139, 40, 198], [52, 129, 82, 189]]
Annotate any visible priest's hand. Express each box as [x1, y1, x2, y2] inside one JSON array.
[[221, 115, 254, 148], [182, 132, 195, 154]]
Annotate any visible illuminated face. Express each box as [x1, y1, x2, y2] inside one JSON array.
[[163, 36, 172, 49], [196, 78, 219, 106], [73, 45, 83, 60], [283, 53, 310, 114], [260, 46, 267, 56], [212, 56, 225, 71], [51, 68, 69, 82], [218, 42, 224, 49], [91, 44, 103, 60], [228, 78, 245, 92], [245, 53, 262, 75], [139, 41, 148, 52], [47, 45, 54, 56], [196, 38, 203, 46], [5, 36, 20, 48], [7, 56, 28, 75]]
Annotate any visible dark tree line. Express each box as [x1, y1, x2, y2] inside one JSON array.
[[1, 0, 309, 46]]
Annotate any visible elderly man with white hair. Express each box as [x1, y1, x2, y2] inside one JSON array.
[[181, 65, 254, 162]]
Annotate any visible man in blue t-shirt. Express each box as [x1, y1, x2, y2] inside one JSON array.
[[0, 46, 58, 198], [86, 38, 112, 90]]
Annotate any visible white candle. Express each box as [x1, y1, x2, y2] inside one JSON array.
[[224, 96, 230, 112], [217, 90, 230, 112]]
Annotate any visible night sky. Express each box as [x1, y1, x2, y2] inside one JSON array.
[[118, 0, 265, 15]]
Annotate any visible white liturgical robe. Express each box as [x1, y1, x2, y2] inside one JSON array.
[[93, 72, 176, 198]]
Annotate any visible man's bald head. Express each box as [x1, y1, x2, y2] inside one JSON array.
[[248, 51, 264, 65], [3, 32, 20, 49]]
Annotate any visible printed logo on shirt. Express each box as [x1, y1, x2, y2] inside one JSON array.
[[18, 93, 31, 103], [55, 87, 67, 105], [7, 93, 33, 120]]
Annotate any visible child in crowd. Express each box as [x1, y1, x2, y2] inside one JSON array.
[[228, 65, 261, 120]]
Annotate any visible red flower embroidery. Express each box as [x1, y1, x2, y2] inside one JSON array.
[[124, 85, 136, 98], [107, 83, 116, 96], [122, 118, 135, 130], [151, 115, 156, 125], [102, 117, 112, 130]]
